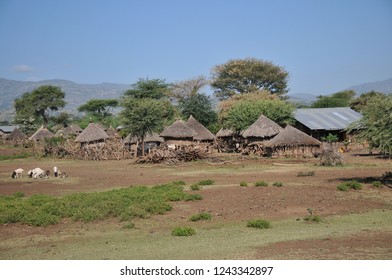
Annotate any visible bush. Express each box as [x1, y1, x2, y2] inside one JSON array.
[[190, 184, 201, 191], [337, 180, 362, 191], [304, 215, 322, 223], [372, 181, 383, 188], [171, 227, 196, 236], [189, 212, 212, 222], [297, 171, 315, 177], [184, 194, 203, 201], [122, 222, 135, 229], [255, 181, 268, 187], [247, 219, 271, 229], [197, 179, 214, 186], [273, 181, 284, 187], [240, 181, 248, 187]]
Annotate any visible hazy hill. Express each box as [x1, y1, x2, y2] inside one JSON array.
[[346, 77, 392, 94], [0, 78, 132, 115]]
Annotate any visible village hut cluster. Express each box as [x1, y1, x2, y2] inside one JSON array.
[[0, 107, 363, 162]]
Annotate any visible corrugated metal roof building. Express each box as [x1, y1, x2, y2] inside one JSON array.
[[294, 107, 362, 140]]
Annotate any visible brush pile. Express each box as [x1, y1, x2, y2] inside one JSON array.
[[136, 145, 210, 164]]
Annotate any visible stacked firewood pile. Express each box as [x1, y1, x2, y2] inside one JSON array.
[[136, 145, 210, 164], [241, 142, 264, 156]]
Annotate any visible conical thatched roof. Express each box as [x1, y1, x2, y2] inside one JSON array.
[[106, 126, 119, 138], [124, 132, 164, 144], [216, 128, 234, 138], [75, 123, 109, 143], [241, 114, 283, 139], [29, 126, 54, 141], [6, 127, 26, 140], [265, 125, 322, 148], [186, 115, 215, 141], [62, 124, 82, 135], [160, 120, 196, 139]]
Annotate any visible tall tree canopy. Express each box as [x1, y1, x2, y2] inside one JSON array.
[[14, 85, 66, 127], [123, 78, 170, 99], [220, 97, 294, 132], [210, 58, 289, 100], [169, 76, 209, 102], [178, 93, 217, 128], [78, 99, 118, 119], [351, 94, 391, 155], [311, 90, 355, 108], [349, 91, 386, 112]]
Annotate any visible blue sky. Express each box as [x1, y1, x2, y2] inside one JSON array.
[[1, 0, 391, 95]]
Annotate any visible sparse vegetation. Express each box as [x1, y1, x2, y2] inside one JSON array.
[[189, 212, 212, 222], [240, 181, 248, 187], [198, 179, 214, 186], [372, 181, 383, 188], [0, 153, 32, 161], [255, 181, 268, 187], [304, 215, 322, 223], [247, 219, 271, 229], [171, 227, 196, 236], [337, 180, 362, 191], [297, 171, 315, 177], [273, 181, 284, 187], [190, 183, 201, 190]]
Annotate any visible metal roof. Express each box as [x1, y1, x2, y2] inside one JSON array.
[[0, 125, 18, 133], [294, 107, 362, 130]]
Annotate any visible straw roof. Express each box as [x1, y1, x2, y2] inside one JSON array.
[[74, 123, 109, 143], [29, 126, 54, 141], [216, 128, 234, 138], [62, 124, 82, 135], [265, 125, 322, 148], [106, 126, 119, 137], [186, 115, 215, 141], [6, 127, 26, 140], [241, 114, 283, 139], [160, 120, 196, 139], [124, 132, 164, 144]]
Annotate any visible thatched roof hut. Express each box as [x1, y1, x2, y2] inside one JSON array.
[[124, 132, 164, 145], [160, 120, 196, 141], [186, 115, 215, 141], [29, 126, 54, 141], [106, 126, 119, 138], [216, 128, 234, 138], [75, 123, 109, 143], [6, 127, 26, 141], [241, 114, 283, 141], [62, 124, 82, 135], [265, 125, 322, 148]]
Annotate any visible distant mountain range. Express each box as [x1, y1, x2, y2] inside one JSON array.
[[1, 77, 391, 121]]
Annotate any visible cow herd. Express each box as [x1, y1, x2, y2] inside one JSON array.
[[11, 166, 68, 179]]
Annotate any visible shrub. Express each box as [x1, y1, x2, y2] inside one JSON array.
[[171, 227, 196, 236], [372, 181, 383, 188], [198, 179, 214, 186], [304, 215, 322, 223], [247, 219, 271, 229], [184, 194, 203, 201], [190, 184, 201, 191], [172, 180, 186, 186], [240, 181, 248, 187], [255, 181, 268, 187], [189, 212, 212, 222], [13, 192, 25, 198], [273, 181, 284, 187], [337, 180, 362, 191], [297, 171, 315, 177], [122, 222, 135, 229]]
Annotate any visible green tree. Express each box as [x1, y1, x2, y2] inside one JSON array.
[[50, 112, 72, 128], [120, 98, 176, 155], [178, 93, 217, 128], [78, 99, 118, 119], [349, 91, 386, 112], [123, 78, 170, 99], [211, 58, 289, 100], [169, 76, 209, 102], [220, 98, 294, 131], [351, 94, 392, 154], [311, 90, 355, 108], [14, 85, 66, 127]]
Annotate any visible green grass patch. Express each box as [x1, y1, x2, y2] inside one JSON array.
[[297, 171, 315, 177], [246, 219, 271, 229], [372, 181, 383, 188], [304, 215, 322, 223], [255, 181, 268, 187], [0, 181, 200, 226], [273, 181, 284, 187], [197, 179, 214, 186], [240, 181, 248, 187], [171, 227, 196, 236], [189, 212, 212, 222], [0, 153, 32, 161], [190, 183, 201, 191]]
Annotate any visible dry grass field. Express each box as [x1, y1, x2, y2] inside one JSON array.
[[0, 147, 391, 260]]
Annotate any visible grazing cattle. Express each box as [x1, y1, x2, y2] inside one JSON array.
[[11, 168, 24, 179], [45, 170, 50, 178], [53, 166, 58, 177], [59, 170, 68, 178]]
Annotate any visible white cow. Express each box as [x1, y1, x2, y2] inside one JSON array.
[[28, 168, 47, 179], [11, 168, 24, 179]]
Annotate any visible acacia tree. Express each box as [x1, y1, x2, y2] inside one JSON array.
[[349, 91, 386, 112], [178, 93, 217, 128], [78, 99, 119, 119], [169, 76, 209, 102], [124, 78, 170, 99], [14, 85, 66, 128], [211, 58, 289, 100]]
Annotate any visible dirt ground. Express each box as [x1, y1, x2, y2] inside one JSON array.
[[0, 150, 391, 259]]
